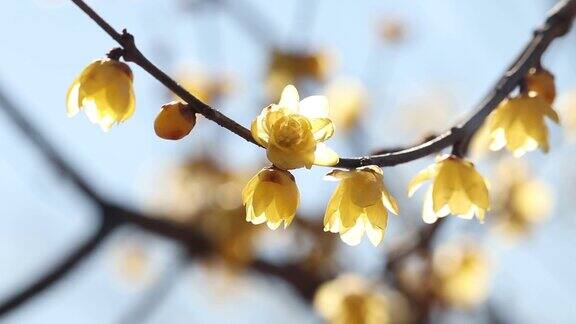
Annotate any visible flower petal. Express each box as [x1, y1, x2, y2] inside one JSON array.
[[298, 95, 330, 119], [310, 118, 335, 142], [313, 143, 339, 166], [278, 84, 300, 111]]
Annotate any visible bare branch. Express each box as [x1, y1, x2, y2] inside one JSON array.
[[69, 0, 576, 168], [0, 82, 107, 206], [0, 218, 117, 316]]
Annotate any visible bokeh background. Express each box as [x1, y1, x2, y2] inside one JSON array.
[[1, 0, 576, 323]]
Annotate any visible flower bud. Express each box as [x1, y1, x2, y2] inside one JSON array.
[[154, 101, 196, 140]]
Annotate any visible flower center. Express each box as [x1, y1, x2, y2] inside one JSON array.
[[272, 116, 310, 149]]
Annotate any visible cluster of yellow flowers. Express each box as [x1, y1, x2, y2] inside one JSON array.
[[66, 56, 560, 247]]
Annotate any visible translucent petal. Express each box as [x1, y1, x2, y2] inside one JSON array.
[[340, 218, 365, 246], [365, 217, 385, 246], [310, 118, 335, 141], [365, 202, 387, 229], [252, 182, 274, 216], [408, 165, 435, 197], [382, 191, 399, 215], [298, 95, 330, 119], [313, 143, 339, 166], [66, 81, 81, 117], [278, 84, 300, 111], [422, 188, 439, 224]]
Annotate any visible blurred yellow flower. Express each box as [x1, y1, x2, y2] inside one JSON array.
[[154, 101, 196, 140], [67, 59, 135, 131], [324, 166, 399, 246], [492, 159, 553, 239], [314, 275, 391, 324], [486, 94, 559, 157], [325, 78, 368, 131], [175, 69, 232, 105], [251, 85, 339, 170], [266, 49, 332, 100], [525, 67, 556, 104], [408, 155, 489, 224], [242, 166, 299, 230], [432, 242, 490, 309], [148, 157, 244, 221]]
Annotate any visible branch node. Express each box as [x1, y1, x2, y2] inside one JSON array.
[[106, 47, 124, 61]]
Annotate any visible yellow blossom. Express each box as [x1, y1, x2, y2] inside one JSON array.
[[266, 49, 332, 100], [525, 68, 556, 104], [432, 243, 490, 309], [154, 101, 196, 140], [486, 94, 560, 157], [251, 85, 339, 170], [174, 69, 232, 105], [314, 275, 391, 324], [67, 58, 135, 131], [492, 159, 553, 239], [408, 155, 489, 224], [323, 166, 399, 246], [242, 167, 299, 230], [325, 78, 367, 131]]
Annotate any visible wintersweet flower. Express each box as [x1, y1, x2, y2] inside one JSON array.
[[325, 78, 367, 131], [323, 166, 399, 246], [154, 101, 196, 140], [251, 85, 339, 170], [408, 155, 489, 224], [432, 243, 490, 309], [66, 59, 135, 131], [242, 167, 299, 230], [314, 275, 391, 324], [486, 94, 560, 157]]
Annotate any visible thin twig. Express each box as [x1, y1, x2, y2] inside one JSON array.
[[70, 0, 576, 168]]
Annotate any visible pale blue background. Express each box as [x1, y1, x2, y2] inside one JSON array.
[[1, 0, 576, 323]]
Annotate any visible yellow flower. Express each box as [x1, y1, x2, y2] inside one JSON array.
[[174, 69, 232, 105], [154, 101, 196, 140], [492, 159, 553, 239], [251, 85, 339, 170], [314, 275, 391, 324], [323, 166, 399, 246], [525, 68, 556, 104], [67, 59, 135, 131], [432, 242, 490, 309], [242, 167, 299, 230], [486, 94, 560, 157], [325, 78, 367, 131], [266, 49, 332, 100], [408, 155, 489, 224]]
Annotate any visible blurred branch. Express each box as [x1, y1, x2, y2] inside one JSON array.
[[0, 83, 107, 206], [70, 0, 576, 168], [385, 218, 446, 272], [0, 216, 118, 316], [212, 0, 278, 47], [0, 83, 322, 316]]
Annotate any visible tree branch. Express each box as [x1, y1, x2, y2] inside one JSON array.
[[70, 0, 576, 168], [0, 217, 117, 316], [0, 82, 107, 206]]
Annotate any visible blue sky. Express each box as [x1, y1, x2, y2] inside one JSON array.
[[1, 0, 576, 323]]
